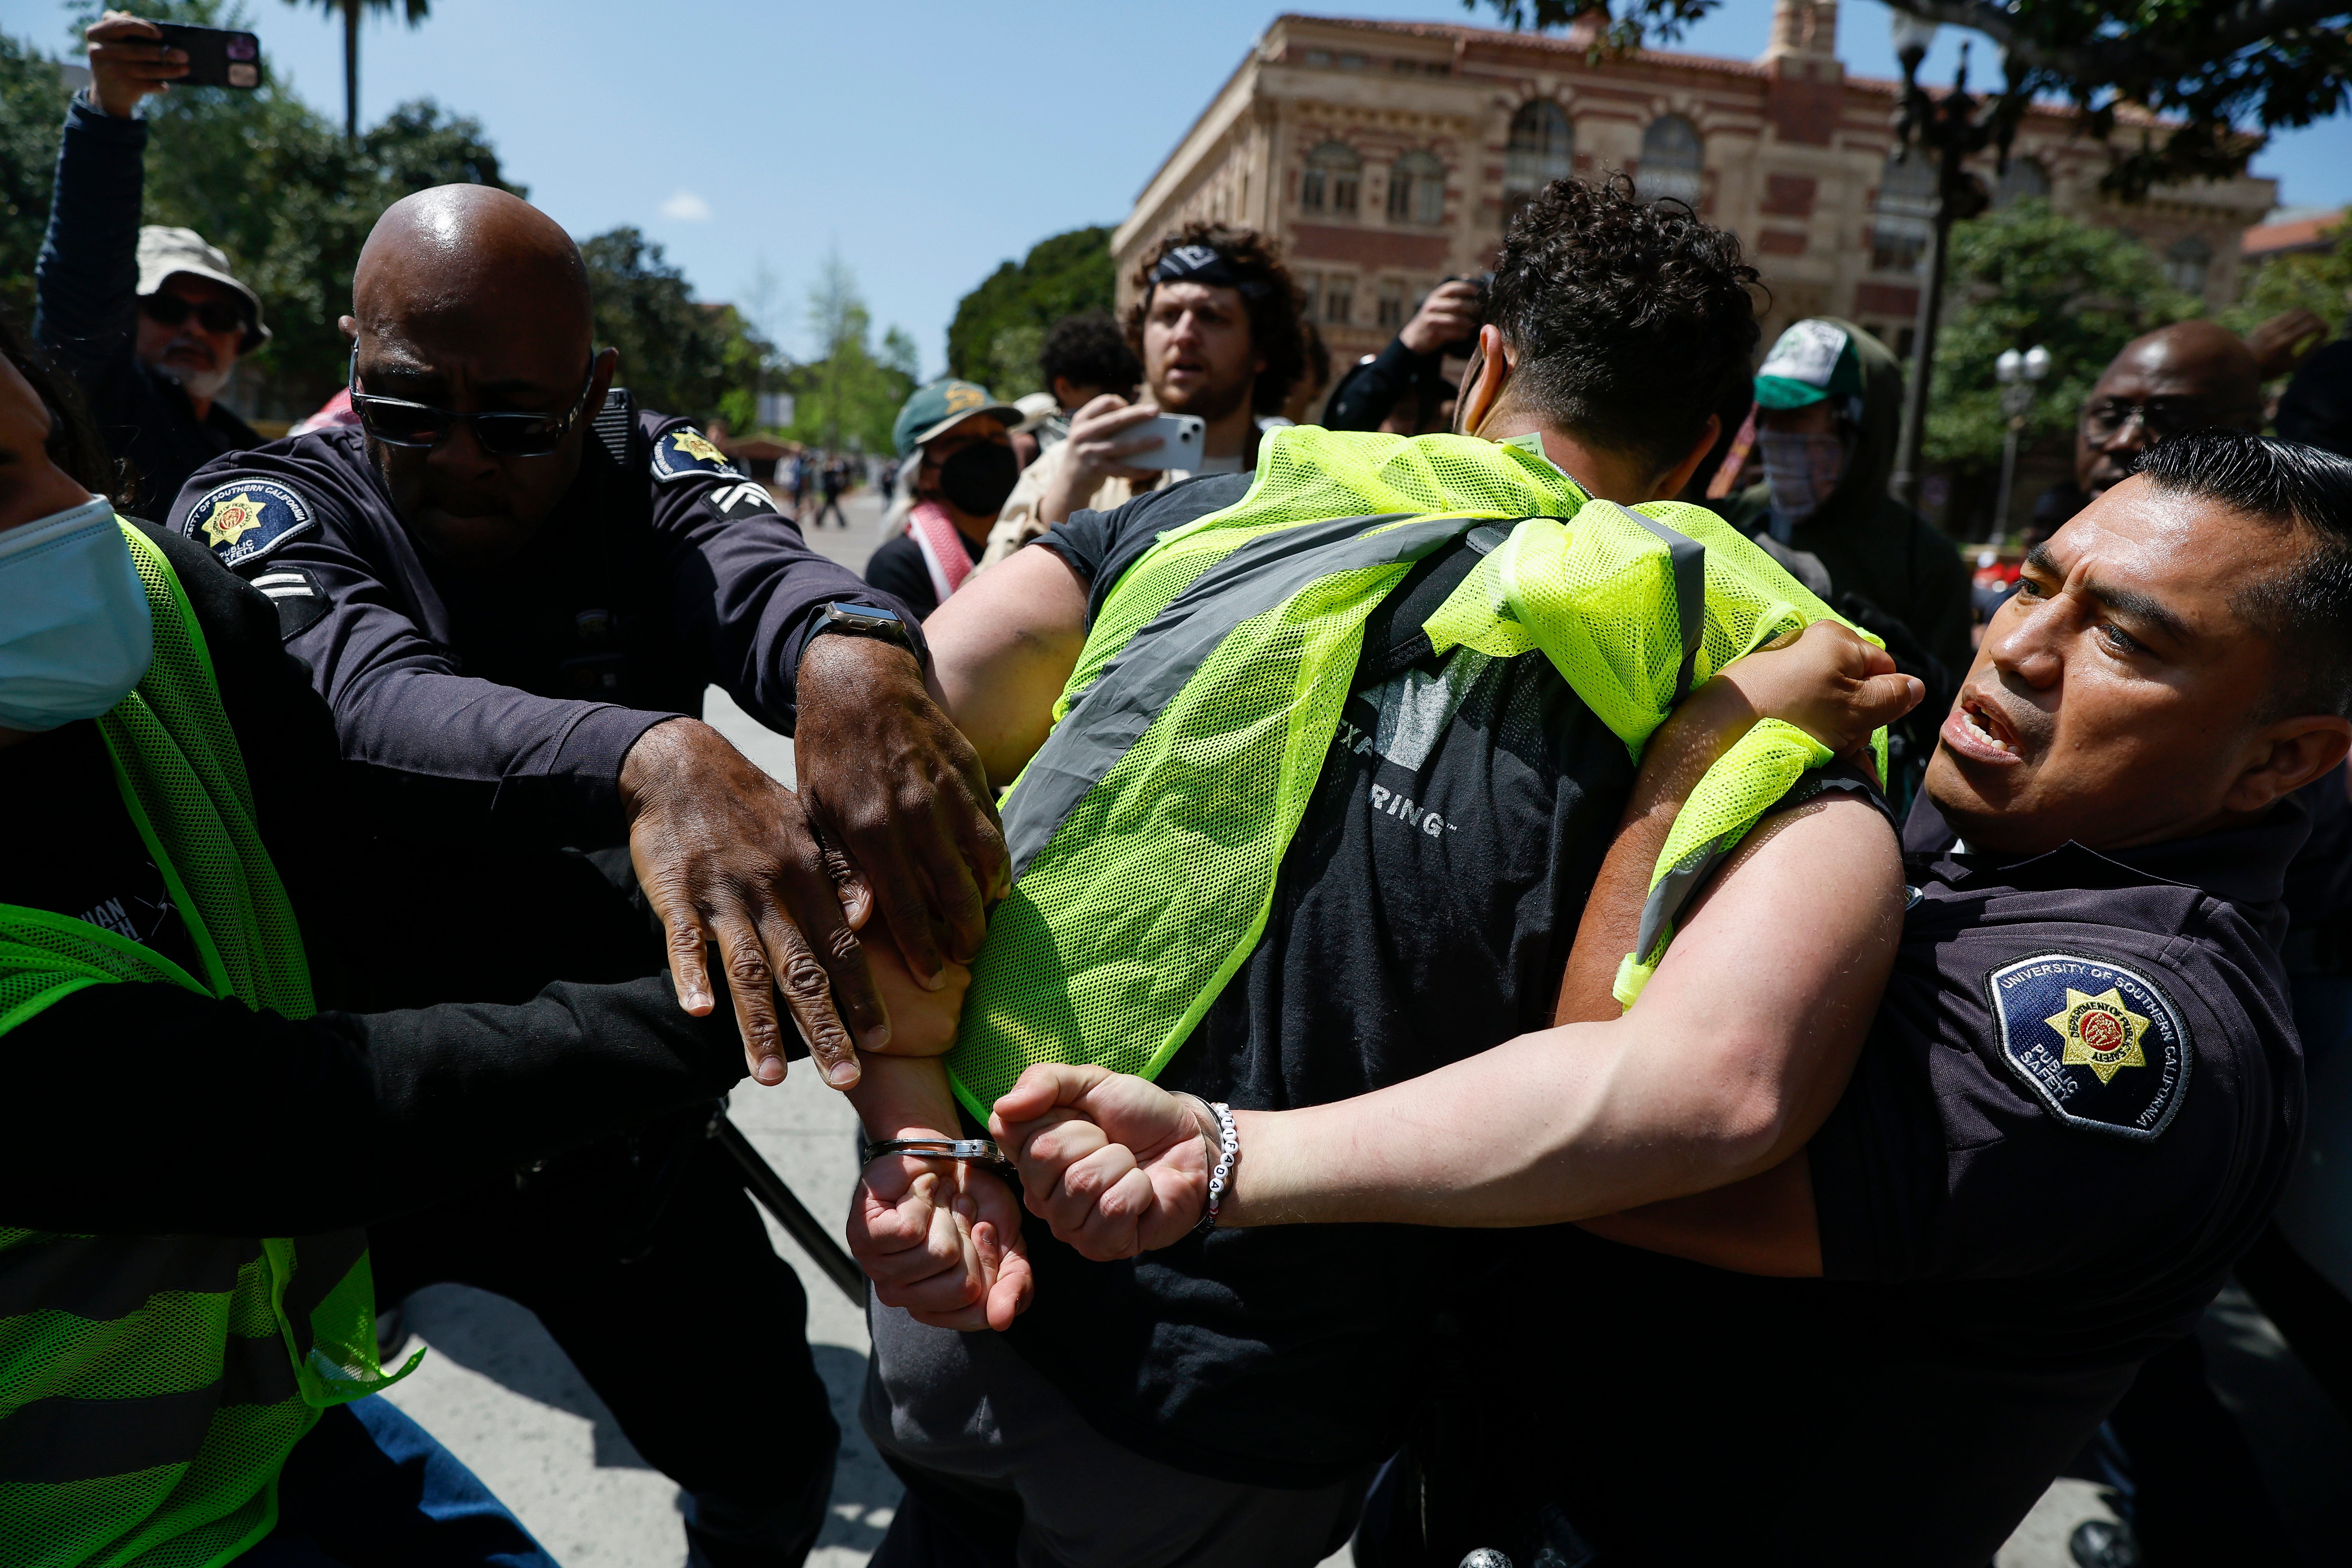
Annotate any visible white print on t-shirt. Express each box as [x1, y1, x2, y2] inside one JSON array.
[[1367, 783, 1455, 837]]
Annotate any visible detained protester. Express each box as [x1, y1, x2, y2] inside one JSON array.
[[841, 177, 1828, 1567], [864, 379, 1024, 619], [0, 314, 951, 1567], [163, 184, 1006, 1568], [34, 13, 267, 519], [985, 224, 1308, 563], [1321, 275, 1483, 434], [1008, 432, 2347, 1566], [1721, 317, 1974, 679]]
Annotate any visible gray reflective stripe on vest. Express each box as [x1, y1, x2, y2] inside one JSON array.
[[0, 1234, 259, 1321], [1627, 512, 1706, 704], [0, 1333, 300, 1485], [1005, 512, 1483, 877]]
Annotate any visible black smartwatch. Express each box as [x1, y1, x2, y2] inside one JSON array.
[[813, 601, 914, 652]]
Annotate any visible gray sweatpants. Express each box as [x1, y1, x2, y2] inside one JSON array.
[[863, 1299, 1371, 1568]]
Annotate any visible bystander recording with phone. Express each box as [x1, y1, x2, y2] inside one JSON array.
[[34, 11, 270, 518], [986, 222, 1308, 558]]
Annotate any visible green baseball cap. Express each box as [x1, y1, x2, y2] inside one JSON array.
[[1753, 319, 1866, 410], [893, 378, 1023, 458]]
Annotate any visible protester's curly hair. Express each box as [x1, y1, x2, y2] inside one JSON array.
[[1485, 175, 1762, 481], [1125, 222, 1308, 418], [0, 309, 131, 505]]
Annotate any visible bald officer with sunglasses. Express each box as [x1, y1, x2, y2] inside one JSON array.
[[166, 185, 1006, 1568]]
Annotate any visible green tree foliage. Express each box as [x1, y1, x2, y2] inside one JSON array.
[[0, 33, 67, 319], [1923, 198, 2197, 470], [2223, 220, 2352, 342], [947, 225, 1117, 400], [578, 225, 776, 426], [1469, 0, 2350, 197], [789, 252, 915, 455]]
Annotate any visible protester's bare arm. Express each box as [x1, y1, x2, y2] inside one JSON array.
[[922, 544, 1091, 786], [998, 792, 1900, 1256], [1036, 396, 1165, 526], [845, 1055, 1033, 1330], [85, 13, 187, 117], [994, 622, 1916, 1259]]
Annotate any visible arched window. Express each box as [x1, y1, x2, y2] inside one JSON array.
[[1870, 152, 1936, 274], [1503, 100, 1573, 212], [1994, 156, 2050, 208], [1388, 150, 1447, 224], [1301, 141, 1362, 215], [1640, 115, 1704, 208], [2167, 236, 2212, 297]]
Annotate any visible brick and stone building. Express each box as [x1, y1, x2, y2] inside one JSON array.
[[1112, 3, 2276, 376]]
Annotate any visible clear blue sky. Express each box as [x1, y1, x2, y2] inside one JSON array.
[[27, 0, 2351, 377]]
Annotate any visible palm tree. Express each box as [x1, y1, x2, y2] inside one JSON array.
[[284, 0, 430, 141]]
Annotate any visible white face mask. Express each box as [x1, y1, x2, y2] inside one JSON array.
[[0, 496, 154, 732]]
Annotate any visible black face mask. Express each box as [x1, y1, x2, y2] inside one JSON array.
[[938, 441, 1020, 517]]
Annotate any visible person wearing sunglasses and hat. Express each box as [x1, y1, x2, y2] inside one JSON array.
[[163, 183, 1008, 1568], [33, 12, 270, 520]]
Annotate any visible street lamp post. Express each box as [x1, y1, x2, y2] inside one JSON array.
[[1886, 18, 1998, 515], [1992, 344, 2051, 540]]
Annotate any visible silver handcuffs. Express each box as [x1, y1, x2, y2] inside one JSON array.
[[865, 1137, 1011, 1169]]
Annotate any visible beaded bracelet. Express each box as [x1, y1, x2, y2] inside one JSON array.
[[1203, 1100, 1239, 1229]]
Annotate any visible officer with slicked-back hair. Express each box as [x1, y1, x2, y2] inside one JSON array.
[[168, 184, 1007, 1568]]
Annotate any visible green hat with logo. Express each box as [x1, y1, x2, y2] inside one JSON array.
[[1753, 319, 1866, 410], [893, 378, 1023, 458]]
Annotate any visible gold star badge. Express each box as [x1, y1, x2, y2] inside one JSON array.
[[669, 430, 729, 466], [2046, 986, 2151, 1083], [200, 492, 267, 550]]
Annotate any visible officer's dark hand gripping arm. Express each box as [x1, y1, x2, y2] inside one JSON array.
[[632, 430, 1010, 1078], [168, 188, 1006, 1093]]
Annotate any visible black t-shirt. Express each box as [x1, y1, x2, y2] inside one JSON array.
[[1002, 475, 1637, 1486], [6, 723, 199, 980], [1470, 793, 2308, 1566], [0, 522, 748, 1240], [865, 524, 984, 624]]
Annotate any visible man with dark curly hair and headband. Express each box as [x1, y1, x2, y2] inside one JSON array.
[[989, 223, 1309, 561], [838, 178, 1854, 1567]]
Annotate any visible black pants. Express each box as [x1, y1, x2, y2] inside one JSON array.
[[336, 843, 840, 1568], [370, 1123, 838, 1568]]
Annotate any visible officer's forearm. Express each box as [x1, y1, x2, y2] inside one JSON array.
[[1221, 793, 1900, 1229]]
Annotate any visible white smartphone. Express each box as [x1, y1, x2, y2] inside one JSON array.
[[1126, 414, 1206, 470]]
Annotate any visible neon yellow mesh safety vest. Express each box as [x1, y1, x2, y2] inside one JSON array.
[[945, 429, 1885, 1119], [0, 523, 413, 1568]]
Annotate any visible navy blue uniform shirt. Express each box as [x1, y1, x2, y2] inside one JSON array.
[[1487, 789, 2310, 1566], [166, 401, 922, 849]]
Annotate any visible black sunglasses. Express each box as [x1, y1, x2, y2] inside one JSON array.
[[348, 347, 599, 457], [142, 292, 248, 336], [2081, 398, 2214, 443]]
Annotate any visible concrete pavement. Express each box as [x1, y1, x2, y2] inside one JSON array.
[[371, 485, 2351, 1566]]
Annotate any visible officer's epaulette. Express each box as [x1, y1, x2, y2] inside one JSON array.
[[593, 388, 633, 468]]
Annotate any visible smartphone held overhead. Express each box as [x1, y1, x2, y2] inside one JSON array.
[[153, 23, 263, 91]]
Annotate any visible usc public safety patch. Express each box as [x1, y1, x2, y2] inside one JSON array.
[[181, 478, 315, 570], [650, 427, 742, 484], [1987, 952, 2190, 1142]]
